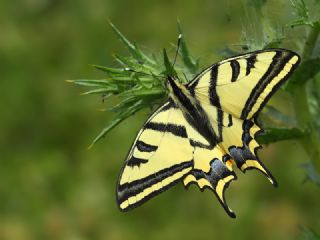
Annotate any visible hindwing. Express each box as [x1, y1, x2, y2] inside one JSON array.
[[183, 142, 237, 218]]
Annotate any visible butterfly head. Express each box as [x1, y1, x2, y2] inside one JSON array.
[[166, 75, 181, 93], [166, 74, 193, 109]]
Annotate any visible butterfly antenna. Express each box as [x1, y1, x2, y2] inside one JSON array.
[[170, 33, 182, 75]]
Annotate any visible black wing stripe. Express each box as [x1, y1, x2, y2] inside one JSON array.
[[240, 51, 293, 119], [210, 65, 223, 141], [117, 161, 193, 202], [253, 53, 300, 118], [119, 171, 188, 211], [190, 139, 212, 149], [189, 78, 199, 97], [230, 60, 240, 82], [227, 114, 233, 127], [144, 122, 188, 138], [246, 55, 257, 76], [127, 156, 148, 167], [209, 65, 219, 105], [136, 140, 158, 152]]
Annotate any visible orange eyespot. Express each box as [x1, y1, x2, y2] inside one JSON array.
[[226, 159, 234, 170]]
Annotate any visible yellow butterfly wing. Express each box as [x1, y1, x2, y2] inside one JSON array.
[[183, 141, 237, 217], [117, 100, 238, 217], [117, 48, 300, 217], [188, 49, 300, 119], [117, 101, 194, 211], [186, 49, 300, 183]]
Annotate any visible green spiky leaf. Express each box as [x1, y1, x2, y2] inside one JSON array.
[[177, 22, 199, 74], [163, 48, 173, 76]]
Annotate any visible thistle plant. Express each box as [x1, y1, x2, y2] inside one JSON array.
[[68, 0, 320, 188], [67, 22, 199, 147]]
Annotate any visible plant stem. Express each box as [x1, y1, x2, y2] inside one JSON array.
[[293, 24, 320, 169], [302, 24, 320, 59]]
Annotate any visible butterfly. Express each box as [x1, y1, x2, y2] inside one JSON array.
[[116, 48, 300, 218]]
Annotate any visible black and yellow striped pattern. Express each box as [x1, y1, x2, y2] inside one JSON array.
[[188, 49, 300, 120], [117, 102, 194, 211], [116, 49, 300, 217]]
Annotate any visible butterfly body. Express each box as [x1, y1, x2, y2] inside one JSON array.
[[116, 49, 300, 218], [167, 76, 218, 146]]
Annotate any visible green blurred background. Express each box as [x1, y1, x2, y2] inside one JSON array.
[[0, 0, 319, 239]]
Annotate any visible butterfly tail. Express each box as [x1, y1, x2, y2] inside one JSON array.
[[183, 158, 237, 218], [227, 120, 278, 186]]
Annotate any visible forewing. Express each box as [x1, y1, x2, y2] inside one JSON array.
[[117, 101, 194, 211], [187, 49, 300, 120]]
